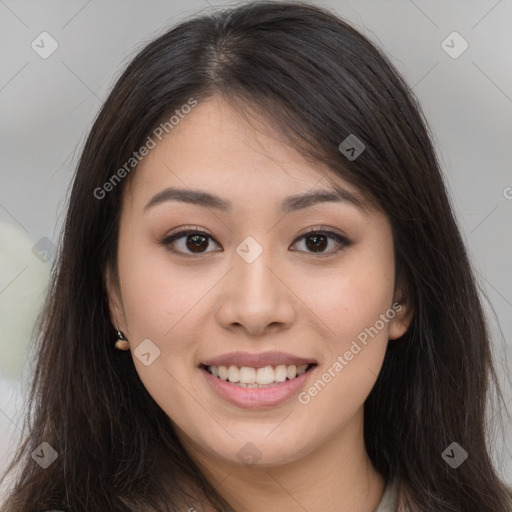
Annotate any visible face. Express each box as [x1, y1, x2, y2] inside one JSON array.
[[106, 95, 410, 473]]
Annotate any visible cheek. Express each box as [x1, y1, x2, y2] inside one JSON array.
[[118, 250, 173, 338], [306, 249, 395, 346], [116, 240, 205, 422], [298, 242, 395, 407], [116, 230, 213, 379], [117, 230, 195, 341]]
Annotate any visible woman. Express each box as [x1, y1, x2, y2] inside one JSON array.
[[1, 1, 511, 511]]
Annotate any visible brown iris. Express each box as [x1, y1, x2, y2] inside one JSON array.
[[186, 234, 209, 253], [305, 233, 328, 252]]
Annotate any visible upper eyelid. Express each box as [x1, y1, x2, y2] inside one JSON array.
[[164, 226, 347, 242]]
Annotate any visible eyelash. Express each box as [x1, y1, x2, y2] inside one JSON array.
[[159, 226, 351, 258]]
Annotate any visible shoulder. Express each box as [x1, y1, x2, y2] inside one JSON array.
[[374, 478, 398, 512]]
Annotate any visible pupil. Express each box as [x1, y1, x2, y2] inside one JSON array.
[[187, 234, 208, 252], [306, 234, 327, 252]]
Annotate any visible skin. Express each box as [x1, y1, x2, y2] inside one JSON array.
[[106, 96, 412, 512]]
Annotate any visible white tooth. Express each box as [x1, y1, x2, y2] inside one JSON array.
[[239, 366, 256, 384], [256, 366, 275, 385], [227, 365, 240, 383], [296, 364, 308, 376], [286, 364, 297, 380], [236, 381, 278, 388], [218, 365, 228, 380], [214, 364, 308, 383], [275, 365, 287, 382]]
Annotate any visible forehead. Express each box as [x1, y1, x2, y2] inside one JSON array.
[[124, 96, 366, 212]]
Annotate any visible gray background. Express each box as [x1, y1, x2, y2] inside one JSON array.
[[1, 0, 511, 495]]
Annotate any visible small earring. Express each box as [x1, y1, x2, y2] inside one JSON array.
[[114, 330, 130, 351]]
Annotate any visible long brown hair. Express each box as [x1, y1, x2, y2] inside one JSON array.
[[1, 2, 511, 510]]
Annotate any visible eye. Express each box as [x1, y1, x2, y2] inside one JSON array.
[[160, 227, 221, 255], [160, 226, 350, 257], [290, 228, 350, 256]]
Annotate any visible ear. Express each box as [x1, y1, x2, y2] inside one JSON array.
[[389, 286, 414, 340], [104, 263, 127, 334]]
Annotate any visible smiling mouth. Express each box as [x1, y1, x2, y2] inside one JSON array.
[[200, 363, 317, 388]]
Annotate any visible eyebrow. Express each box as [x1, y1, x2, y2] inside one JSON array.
[[143, 185, 364, 214]]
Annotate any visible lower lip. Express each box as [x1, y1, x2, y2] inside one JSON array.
[[200, 366, 317, 409]]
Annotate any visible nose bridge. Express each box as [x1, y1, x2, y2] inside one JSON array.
[[233, 240, 279, 305], [215, 236, 295, 333]]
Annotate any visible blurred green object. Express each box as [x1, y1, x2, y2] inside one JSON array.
[[0, 222, 51, 381]]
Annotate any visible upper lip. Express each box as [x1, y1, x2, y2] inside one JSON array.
[[200, 351, 317, 368]]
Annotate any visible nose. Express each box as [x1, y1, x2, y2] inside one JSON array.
[[214, 247, 296, 336]]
